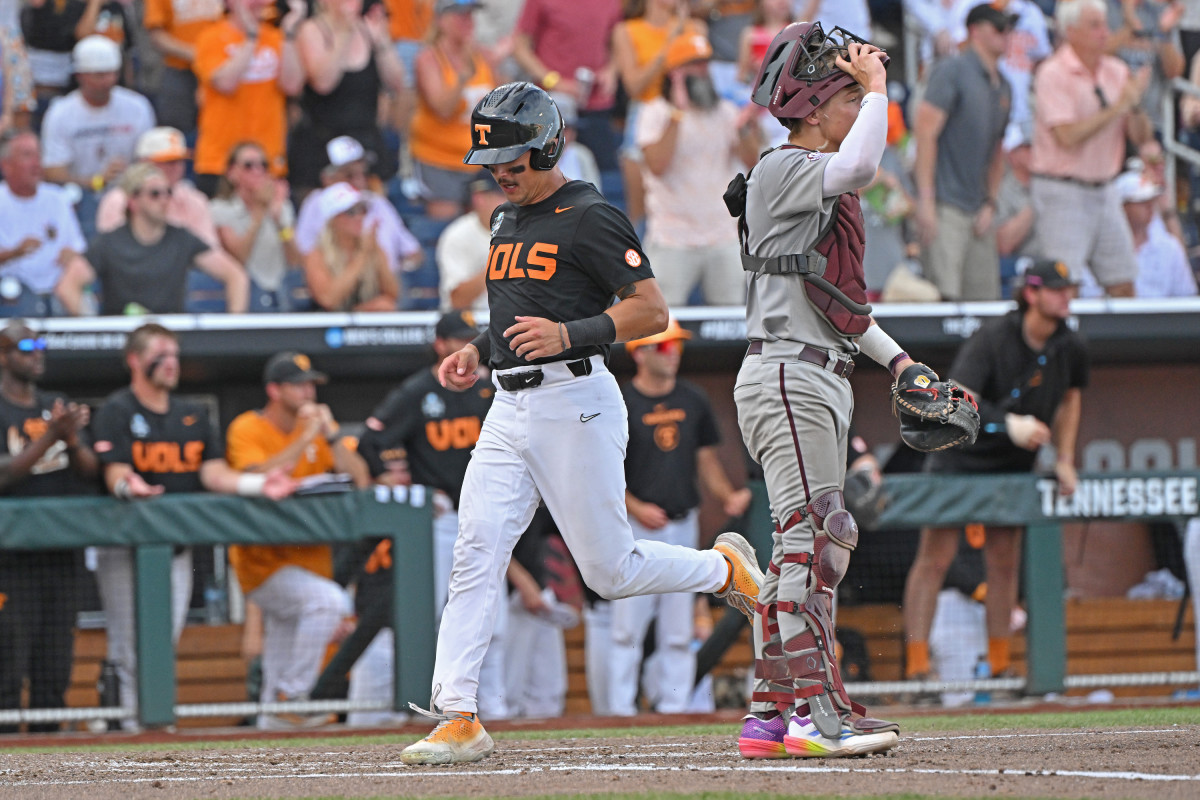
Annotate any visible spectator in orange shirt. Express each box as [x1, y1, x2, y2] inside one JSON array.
[[226, 350, 369, 729], [143, 0, 226, 134], [384, 0, 434, 87], [191, 0, 306, 197], [410, 0, 496, 220]]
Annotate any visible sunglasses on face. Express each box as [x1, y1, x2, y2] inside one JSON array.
[[644, 340, 683, 355], [238, 159, 269, 171], [138, 187, 173, 200], [15, 337, 47, 352]]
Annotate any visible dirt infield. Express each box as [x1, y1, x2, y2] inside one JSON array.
[[2, 715, 1199, 800]]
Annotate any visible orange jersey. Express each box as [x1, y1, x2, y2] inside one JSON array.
[[225, 410, 335, 595], [620, 18, 705, 103], [410, 47, 495, 172], [193, 19, 288, 177], [144, 0, 226, 70], [385, 0, 433, 42]]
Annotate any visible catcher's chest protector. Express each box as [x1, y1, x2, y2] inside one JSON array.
[[805, 193, 870, 336]]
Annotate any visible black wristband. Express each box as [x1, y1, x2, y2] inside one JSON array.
[[470, 330, 492, 364], [564, 313, 617, 348]]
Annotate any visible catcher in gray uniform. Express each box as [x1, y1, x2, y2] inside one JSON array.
[[729, 22, 976, 759]]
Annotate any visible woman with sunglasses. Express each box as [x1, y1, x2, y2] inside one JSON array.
[[212, 141, 303, 310], [304, 181, 398, 311]]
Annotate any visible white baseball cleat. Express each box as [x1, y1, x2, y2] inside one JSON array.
[[783, 715, 899, 758], [400, 710, 495, 765]]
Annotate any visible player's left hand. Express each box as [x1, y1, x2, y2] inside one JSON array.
[[438, 345, 481, 390], [1055, 461, 1078, 497], [724, 487, 753, 518], [262, 468, 298, 500], [505, 315, 567, 360]]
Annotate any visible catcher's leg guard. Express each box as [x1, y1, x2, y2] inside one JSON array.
[[752, 601, 795, 714], [780, 490, 899, 740]]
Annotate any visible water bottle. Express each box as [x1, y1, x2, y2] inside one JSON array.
[[574, 66, 595, 105], [973, 656, 992, 705]]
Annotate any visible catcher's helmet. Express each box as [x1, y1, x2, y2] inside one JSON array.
[[463, 82, 564, 170], [751, 22, 887, 119]]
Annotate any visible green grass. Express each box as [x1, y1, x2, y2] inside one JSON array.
[[0, 706, 1195, 755]]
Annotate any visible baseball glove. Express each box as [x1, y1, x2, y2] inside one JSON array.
[[890, 363, 980, 453]]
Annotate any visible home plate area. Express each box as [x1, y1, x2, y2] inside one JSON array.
[[2, 727, 1199, 799]]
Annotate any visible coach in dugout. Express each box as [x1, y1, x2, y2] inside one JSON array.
[[0, 321, 97, 733], [90, 323, 295, 730], [225, 351, 368, 729]]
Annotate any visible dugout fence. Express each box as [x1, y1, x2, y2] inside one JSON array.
[[1, 472, 1197, 730]]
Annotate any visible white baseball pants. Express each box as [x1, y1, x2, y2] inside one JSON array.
[[607, 511, 699, 715], [504, 590, 567, 718], [93, 546, 193, 731], [249, 565, 351, 722], [429, 356, 730, 714]]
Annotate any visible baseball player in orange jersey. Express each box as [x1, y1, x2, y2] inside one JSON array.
[[400, 81, 764, 765]]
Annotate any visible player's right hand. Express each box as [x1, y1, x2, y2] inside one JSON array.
[[125, 473, 166, 498], [630, 498, 669, 530], [262, 467, 298, 500], [835, 41, 888, 96], [438, 345, 480, 391], [1005, 413, 1051, 451]]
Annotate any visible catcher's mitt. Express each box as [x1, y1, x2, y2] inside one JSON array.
[[891, 363, 980, 453]]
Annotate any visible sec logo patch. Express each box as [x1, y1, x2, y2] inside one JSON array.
[[915, 376, 930, 388], [625, 249, 642, 267]]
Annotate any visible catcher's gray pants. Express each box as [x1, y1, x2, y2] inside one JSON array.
[[734, 353, 852, 713]]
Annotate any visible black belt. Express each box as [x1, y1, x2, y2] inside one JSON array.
[[495, 358, 593, 391], [746, 340, 855, 378], [1031, 173, 1110, 189]]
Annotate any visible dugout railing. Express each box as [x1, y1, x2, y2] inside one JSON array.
[[1, 471, 1198, 729]]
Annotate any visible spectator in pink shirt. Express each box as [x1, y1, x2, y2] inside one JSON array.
[[1029, 0, 1152, 297], [636, 33, 759, 305], [512, 0, 623, 172]]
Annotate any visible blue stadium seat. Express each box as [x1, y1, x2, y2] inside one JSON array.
[[184, 270, 228, 313], [397, 214, 452, 311], [599, 169, 626, 212]]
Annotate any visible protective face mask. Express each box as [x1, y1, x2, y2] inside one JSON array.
[[685, 74, 719, 110]]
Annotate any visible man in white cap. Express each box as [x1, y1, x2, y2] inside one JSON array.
[[1078, 169, 1198, 298], [41, 36, 155, 195], [295, 135, 422, 277], [94, 127, 223, 252]]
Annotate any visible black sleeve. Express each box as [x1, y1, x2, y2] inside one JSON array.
[[947, 332, 1005, 429], [90, 396, 132, 465], [199, 405, 225, 464], [1068, 336, 1089, 390], [358, 385, 421, 478], [694, 391, 721, 449], [572, 203, 655, 294], [177, 227, 212, 264]]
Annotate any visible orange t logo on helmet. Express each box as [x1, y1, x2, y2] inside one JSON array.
[[475, 124, 492, 145]]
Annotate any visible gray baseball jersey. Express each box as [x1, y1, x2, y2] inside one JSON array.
[[743, 149, 858, 354]]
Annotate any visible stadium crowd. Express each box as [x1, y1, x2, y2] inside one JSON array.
[[3, 0, 1200, 733], [0, 0, 1197, 318]]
